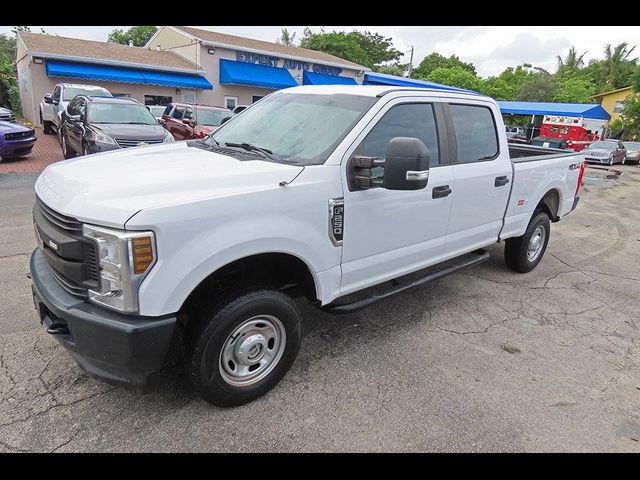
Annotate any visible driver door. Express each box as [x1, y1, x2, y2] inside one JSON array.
[[340, 98, 455, 295]]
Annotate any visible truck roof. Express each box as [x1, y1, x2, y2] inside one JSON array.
[[280, 84, 482, 99]]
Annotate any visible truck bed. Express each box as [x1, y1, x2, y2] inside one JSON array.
[[508, 144, 576, 161]]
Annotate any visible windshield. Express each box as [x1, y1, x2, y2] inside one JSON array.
[[148, 106, 166, 116], [589, 141, 617, 149], [192, 108, 232, 126], [88, 103, 158, 125], [208, 92, 377, 165], [623, 142, 640, 150], [63, 87, 112, 101]]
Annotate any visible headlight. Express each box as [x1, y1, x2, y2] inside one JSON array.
[[90, 130, 116, 145], [82, 225, 156, 313], [163, 131, 175, 143]]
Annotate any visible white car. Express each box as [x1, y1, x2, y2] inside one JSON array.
[[30, 85, 585, 407], [39, 83, 112, 137]]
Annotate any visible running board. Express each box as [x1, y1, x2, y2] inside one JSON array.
[[323, 249, 490, 314]]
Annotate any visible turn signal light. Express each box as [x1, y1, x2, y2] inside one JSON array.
[[132, 236, 154, 274]]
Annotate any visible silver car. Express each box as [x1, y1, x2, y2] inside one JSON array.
[[582, 140, 626, 166], [622, 141, 640, 165]]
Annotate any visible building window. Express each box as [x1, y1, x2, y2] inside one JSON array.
[[614, 101, 624, 114], [112, 93, 131, 98], [182, 91, 196, 104], [145, 95, 172, 106], [252, 96, 264, 104], [224, 96, 239, 110]]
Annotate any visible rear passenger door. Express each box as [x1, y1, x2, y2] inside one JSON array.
[[442, 101, 512, 260]]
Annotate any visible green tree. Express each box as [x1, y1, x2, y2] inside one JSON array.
[[0, 51, 18, 111], [276, 28, 296, 46], [556, 46, 587, 70], [376, 65, 406, 77], [0, 33, 17, 60], [412, 52, 476, 79], [517, 71, 558, 102], [425, 66, 483, 91], [481, 64, 535, 100], [621, 93, 640, 139], [589, 42, 638, 92], [299, 29, 402, 69], [107, 26, 158, 47], [553, 76, 596, 103]]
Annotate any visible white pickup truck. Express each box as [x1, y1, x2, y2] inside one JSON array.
[[30, 85, 585, 406]]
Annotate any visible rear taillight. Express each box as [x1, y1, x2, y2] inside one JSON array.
[[575, 161, 586, 196]]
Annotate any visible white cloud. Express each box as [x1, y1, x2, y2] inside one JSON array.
[[1, 25, 638, 78]]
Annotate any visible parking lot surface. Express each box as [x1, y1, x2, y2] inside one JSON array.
[[0, 165, 639, 452]]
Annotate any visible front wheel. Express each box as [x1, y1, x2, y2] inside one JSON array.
[[188, 287, 302, 407], [608, 157, 614, 166], [504, 211, 551, 273], [40, 111, 53, 135]]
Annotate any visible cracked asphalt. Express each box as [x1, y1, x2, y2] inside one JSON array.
[[1, 165, 639, 452]]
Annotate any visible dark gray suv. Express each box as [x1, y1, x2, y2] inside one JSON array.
[[60, 96, 174, 159]]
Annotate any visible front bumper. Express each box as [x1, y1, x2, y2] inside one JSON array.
[[584, 156, 611, 164], [29, 248, 177, 387], [0, 137, 36, 156]]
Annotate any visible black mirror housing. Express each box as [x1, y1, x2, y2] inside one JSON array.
[[44, 94, 53, 104], [383, 137, 430, 190], [221, 116, 232, 125]]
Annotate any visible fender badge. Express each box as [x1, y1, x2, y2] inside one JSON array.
[[48, 240, 59, 251]]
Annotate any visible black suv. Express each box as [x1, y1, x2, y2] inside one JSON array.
[[60, 96, 174, 158]]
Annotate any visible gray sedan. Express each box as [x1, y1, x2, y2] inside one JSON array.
[[622, 141, 640, 165], [582, 140, 627, 166]]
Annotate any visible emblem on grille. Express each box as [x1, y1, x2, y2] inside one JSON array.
[[137, 142, 149, 147]]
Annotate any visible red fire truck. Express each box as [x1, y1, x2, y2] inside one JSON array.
[[538, 115, 607, 152]]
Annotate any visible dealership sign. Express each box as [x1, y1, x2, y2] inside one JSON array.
[[236, 51, 343, 76]]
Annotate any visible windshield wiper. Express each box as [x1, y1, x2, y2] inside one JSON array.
[[225, 142, 282, 162]]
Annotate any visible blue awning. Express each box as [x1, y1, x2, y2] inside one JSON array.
[[303, 70, 357, 85], [497, 101, 611, 120], [219, 59, 297, 90], [363, 71, 477, 94], [45, 60, 213, 90]]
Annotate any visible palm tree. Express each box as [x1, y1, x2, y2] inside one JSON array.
[[602, 42, 637, 89], [556, 46, 587, 70]]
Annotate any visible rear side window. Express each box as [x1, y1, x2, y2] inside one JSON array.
[[172, 106, 185, 120], [356, 103, 440, 169], [163, 104, 173, 116], [450, 104, 499, 163]]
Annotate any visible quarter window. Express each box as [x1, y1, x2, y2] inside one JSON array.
[[172, 106, 185, 120], [355, 103, 440, 175], [450, 104, 499, 163]]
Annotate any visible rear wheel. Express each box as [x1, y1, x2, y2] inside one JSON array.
[[61, 131, 75, 159], [188, 287, 302, 407], [505, 211, 551, 273]]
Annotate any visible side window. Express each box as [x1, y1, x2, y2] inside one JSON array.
[[450, 104, 499, 163], [52, 86, 61, 101], [356, 103, 440, 174], [172, 106, 185, 120], [163, 104, 173, 116]]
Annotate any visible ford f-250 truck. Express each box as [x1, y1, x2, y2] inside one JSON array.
[[30, 85, 585, 406]]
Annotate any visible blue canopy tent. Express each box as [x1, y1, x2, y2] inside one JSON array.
[[497, 101, 611, 120], [363, 71, 477, 94], [46, 60, 213, 90], [219, 59, 297, 90]]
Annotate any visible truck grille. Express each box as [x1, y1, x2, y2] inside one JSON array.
[[4, 129, 34, 140], [0, 112, 15, 122], [115, 138, 164, 148], [33, 197, 100, 297]]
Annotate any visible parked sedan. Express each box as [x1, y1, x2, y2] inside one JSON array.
[[582, 140, 626, 166], [60, 95, 174, 159], [0, 106, 16, 123], [162, 103, 232, 140], [622, 141, 640, 165], [0, 121, 37, 161]]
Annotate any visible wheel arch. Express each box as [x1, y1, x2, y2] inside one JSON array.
[[534, 188, 561, 222]]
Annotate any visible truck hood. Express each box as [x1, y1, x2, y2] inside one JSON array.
[[35, 141, 304, 228]]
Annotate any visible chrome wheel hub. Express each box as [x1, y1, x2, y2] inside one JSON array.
[[527, 225, 546, 262], [219, 315, 286, 387]]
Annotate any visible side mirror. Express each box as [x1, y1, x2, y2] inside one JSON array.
[[158, 118, 165, 125], [67, 114, 81, 123], [221, 116, 232, 125], [383, 137, 430, 190], [44, 94, 53, 104]]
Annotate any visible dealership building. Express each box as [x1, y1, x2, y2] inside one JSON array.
[[16, 26, 368, 126]]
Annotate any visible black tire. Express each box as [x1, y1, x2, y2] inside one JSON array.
[[61, 130, 75, 159], [504, 211, 551, 273], [40, 111, 53, 135], [188, 287, 302, 407]]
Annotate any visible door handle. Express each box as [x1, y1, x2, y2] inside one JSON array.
[[495, 175, 510, 187], [432, 185, 452, 198]]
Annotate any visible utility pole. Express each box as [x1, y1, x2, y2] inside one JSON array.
[[407, 46, 414, 78]]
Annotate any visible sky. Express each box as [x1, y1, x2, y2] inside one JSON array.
[[2, 25, 638, 77]]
